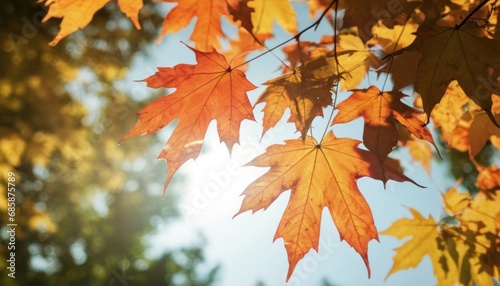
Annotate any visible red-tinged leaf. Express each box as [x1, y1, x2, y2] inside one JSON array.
[[120, 44, 256, 195], [332, 86, 437, 162], [227, 0, 254, 36], [235, 131, 419, 281]]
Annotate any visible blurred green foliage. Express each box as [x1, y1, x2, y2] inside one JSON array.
[[0, 1, 218, 285]]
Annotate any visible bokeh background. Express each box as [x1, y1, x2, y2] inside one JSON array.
[[0, 1, 218, 285], [1, 1, 495, 285]]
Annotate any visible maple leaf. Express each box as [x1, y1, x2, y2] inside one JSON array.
[[256, 62, 336, 139], [340, 0, 420, 41], [431, 81, 474, 144], [444, 93, 500, 156], [477, 165, 500, 194], [401, 25, 500, 124], [332, 86, 437, 163], [406, 137, 434, 172], [227, 0, 254, 36], [396, 112, 434, 171], [281, 41, 330, 73], [460, 189, 500, 235], [249, 0, 298, 37], [41, 0, 143, 46], [120, 45, 256, 194], [449, 120, 471, 153], [336, 34, 376, 90], [469, 112, 500, 157], [367, 22, 420, 90], [308, 35, 376, 91], [450, 188, 500, 284], [157, 0, 229, 51], [442, 187, 470, 216], [235, 131, 417, 280], [117, 0, 143, 29], [385, 186, 500, 285], [340, 0, 388, 41], [381, 208, 459, 285], [369, 22, 418, 54], [435, 0, 493, 28]]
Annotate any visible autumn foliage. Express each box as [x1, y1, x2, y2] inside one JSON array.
[[41, 0, 500, 284]]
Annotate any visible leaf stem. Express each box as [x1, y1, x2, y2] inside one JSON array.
[[381, 22, 409, 92], [456, 0, 490, 29], [319, 0, 339, 143], [233, 0, 338, 70]]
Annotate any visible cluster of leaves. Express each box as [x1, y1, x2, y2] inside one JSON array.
[[41, 0, 500, 283], [383, 167, 500, 286]]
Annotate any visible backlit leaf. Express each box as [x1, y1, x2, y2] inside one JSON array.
[[120, 45, 255, 194], [236, 131, 417, 280]]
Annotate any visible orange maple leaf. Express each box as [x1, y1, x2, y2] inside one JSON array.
[[156, 0, 229, 51], [41, 0, 143, 46], [332, 86, 437, 162], [120, 45, 256, 194], [235, 131, 418, 280], [477, 165, 500, 194]]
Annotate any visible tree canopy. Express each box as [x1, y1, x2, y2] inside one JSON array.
[[2, 0, 500, 284]]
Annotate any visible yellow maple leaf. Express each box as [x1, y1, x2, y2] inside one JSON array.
[[41, 0, 143, 46], [368, 22, 420, 90], [406, 138, 434, 172], [442, 187, 470, 216], [382, 208, 460, 285], [336, 34, 375, 90], [452, 188, 500, 285], [385, 187, 500, 285], [431, 81, 474, 144], [249, 0, 297, 37], [307, 34, 374, 90]]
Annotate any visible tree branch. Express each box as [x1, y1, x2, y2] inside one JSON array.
[[233, 0, 338, 70], [456, 0, 490, 29]]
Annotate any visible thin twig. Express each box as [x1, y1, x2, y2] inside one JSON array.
[[320, 0, 339, 143], [456, 0, 491, 29], [233, 0, 338, 70], [381, 22, 409, 92]]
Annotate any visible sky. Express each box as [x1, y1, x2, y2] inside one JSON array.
[[121, 3, 454, 285]]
